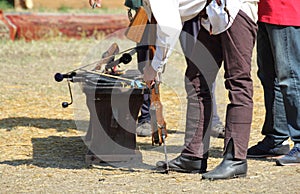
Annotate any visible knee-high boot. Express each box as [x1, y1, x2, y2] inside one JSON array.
[[202, 138, 247, 180]]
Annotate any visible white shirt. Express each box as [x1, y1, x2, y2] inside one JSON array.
[[142, 0, 258, 72]]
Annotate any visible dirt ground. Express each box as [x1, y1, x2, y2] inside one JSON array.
[[0, 37, 300, 194]]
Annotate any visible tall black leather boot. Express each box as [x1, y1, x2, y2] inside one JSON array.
[[202, 139, 247, 180]]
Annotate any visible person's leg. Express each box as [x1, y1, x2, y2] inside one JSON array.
[[247, 22, 290, 158], [179, 16, 224, 140], [266, 24, 300, 165], [182, 65, 213, 159], [211, 82, 225, 138], [181, 18, 224, 158], [157, 67, 211, 173], [155, 67, 210, 173], [155, 17, 221, 173], [137, 43, 151, 127], [211, 82, 221, 125], [137, 92, 151, 124], [256, 22, 290, 141], [136, 24, 153, 137], [179, 17, 202, 146], [221, 11, 257, 160], [169, 34, 221, 172], [136, 62, 151, 136], [203, 10, 257, 180], [268, 24, 300, 145]]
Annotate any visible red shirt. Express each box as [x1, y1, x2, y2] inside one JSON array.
[[258, 0, 300, 26]]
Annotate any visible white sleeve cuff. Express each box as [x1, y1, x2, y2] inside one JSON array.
[[151, 56, 167, 73]]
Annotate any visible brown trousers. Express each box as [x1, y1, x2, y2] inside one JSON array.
[[182, 11, 257, 159]]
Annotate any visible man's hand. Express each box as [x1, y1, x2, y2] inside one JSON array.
[[143, 64, 158, 88], [89, 0, 102, 8]]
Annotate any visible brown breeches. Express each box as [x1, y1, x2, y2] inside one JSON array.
[[182, 10, 257, 159]]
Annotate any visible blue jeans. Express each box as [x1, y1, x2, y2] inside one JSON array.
[[257, 22, 300, 145]]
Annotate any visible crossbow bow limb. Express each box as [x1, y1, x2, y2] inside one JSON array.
[[54, 43, 145, 108]]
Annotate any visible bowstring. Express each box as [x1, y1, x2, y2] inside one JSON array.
[[66, 46, 138, 74]]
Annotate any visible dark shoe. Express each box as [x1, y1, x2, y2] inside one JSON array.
[[276, 147, 300, 166], [156, 154, 207, 173], [202, 159, 247, 180], [247, 138, 290, 158], [211, 123, 225, 139], [136, 121, 151, 137], [202, 139, 247, 180]]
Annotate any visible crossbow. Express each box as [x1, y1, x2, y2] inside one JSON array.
[[55, 5, 169, 172], [54, 43, 147, 108]]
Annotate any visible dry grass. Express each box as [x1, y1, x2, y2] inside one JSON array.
[[0, 38, 299, 193]]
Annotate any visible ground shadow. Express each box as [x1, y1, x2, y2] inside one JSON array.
[[0, 136, 88, 169], [0, 117, 89, 132], [0, 117, 230, 169], [0, 136, 247, 170], [0, 135, 158, 170]]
